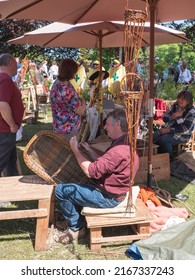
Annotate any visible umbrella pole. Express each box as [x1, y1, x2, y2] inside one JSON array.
[[98, 32, 103, 128], [147, 0, 157, 187]]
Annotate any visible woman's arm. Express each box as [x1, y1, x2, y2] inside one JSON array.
[[74, 97, 86, 116]]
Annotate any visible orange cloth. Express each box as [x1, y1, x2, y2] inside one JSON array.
[[137, 186, 162, 206]]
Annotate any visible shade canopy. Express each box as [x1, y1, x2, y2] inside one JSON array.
[[0, 0, 194, 23], [8, 21, 189, 48]]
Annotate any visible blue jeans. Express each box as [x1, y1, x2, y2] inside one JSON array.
[[55, 184, 120, 231], [0, 132, 18, 176], [153, 131, 183, 156]]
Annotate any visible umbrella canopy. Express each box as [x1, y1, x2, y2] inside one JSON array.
[[0, 0, 194, 23], [7, 21, 189, 47]]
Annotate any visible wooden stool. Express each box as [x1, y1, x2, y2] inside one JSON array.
[[0, 175, 54, 251], [83, 198, 154, 252]]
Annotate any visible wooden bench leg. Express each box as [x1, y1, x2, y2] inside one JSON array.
[[49, 190, 55, 225], [35, 198, 51, 251], [136, 222, 150, 235], [90, 227, 102, 252]]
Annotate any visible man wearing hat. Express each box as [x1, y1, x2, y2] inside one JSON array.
[[87, 60, 108, 89], [108, 59, 126, 104], [87, 60, 103, 79]]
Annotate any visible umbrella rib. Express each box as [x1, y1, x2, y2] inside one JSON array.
[[43, 32, 65, 47], [108, 22, 121, 30], [6, 0, 43, 19], [83, 30, 116, 38], [134, 31, 150, 46], [166, 32, 190, 42], [74, 0, 99, 24]]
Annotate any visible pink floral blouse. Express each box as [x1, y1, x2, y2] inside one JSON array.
[[50, 79, 81, 135]]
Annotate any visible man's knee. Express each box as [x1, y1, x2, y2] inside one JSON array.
[[55, 183, 77, 198]]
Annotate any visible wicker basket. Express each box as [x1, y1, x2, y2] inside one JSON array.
[[23, 130, 98, 187]]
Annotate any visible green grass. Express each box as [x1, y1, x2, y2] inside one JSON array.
[[0, 108, 194, 260]]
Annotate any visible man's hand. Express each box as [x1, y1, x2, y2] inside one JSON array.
[[10, 123, 19, 133], [69, 136, 79, 152], [80, 142, 99, 161], [69, 137, 91, 177], [80, 142, 93, 152]]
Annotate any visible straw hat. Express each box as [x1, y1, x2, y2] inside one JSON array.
[[93, 60, 100, 65], [113, 59, 120, 65]]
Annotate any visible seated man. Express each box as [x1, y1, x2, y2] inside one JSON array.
[[55, 108, 140, 244], [153, 90, 195, 160]]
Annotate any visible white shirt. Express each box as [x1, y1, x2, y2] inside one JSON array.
[[49, 65, 58, 77], [178, 68, 192, 84]]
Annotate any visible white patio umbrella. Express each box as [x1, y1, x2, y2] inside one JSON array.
[[8, 21, 189, 48], [2, 0, 194, 187]]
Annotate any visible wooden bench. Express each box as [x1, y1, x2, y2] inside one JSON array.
[[83, 198, 154, 252], [0, 175, 54, 251]]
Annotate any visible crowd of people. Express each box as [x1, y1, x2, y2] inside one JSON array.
[[12, 58, 59, 90], [0, 53, 194, 243]]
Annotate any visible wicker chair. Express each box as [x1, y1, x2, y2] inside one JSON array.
[[23, 130, 98, 187]]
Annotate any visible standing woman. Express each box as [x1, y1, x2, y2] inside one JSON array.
[[50, 58, 86, 140]]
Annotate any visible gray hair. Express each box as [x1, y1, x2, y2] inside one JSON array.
[[0, 53, 15, 66], [106, 108, 128, 132]]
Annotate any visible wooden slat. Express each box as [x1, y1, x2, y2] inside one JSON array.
[[85, 199, 154, 228], [91, 233, 151, 244], [134, 153, 170, 183], [0, 175, 54, 201], [0, 208, 47, 220]]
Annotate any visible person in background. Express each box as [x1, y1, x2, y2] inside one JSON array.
[[41, 60, 49, 78], [54, 108, 139, 244], [35, 62, 45, 85], [28, 62, 45, 86], [87, 60, 102, 79], [70, 60, 87, 95], [108, 59, 126, 104], [12, 68, 22, 88], [49, 60, 59, 80], [153, 90, 195, 160], [136, 58, 145, 78], [50, 58, 86, 140], [0, 53, 24, 177], [15, 57, 21, 69], [191, 70, 195, 83], [178, 62, 192, 84]]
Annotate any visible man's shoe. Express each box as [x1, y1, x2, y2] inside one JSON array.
[[55, 227, 86, 244], [55, 220, 68, 230]]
